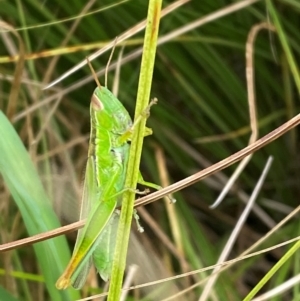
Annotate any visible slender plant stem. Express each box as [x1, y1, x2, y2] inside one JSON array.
[[266, 0, 300, 92], [243, 240, 300, 301], [107, 0, 162, 300]]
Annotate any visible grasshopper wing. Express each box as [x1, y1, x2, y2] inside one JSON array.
[[93, 210, 120, 282]]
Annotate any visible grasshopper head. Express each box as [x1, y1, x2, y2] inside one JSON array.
[[91, 86, 132, 136]]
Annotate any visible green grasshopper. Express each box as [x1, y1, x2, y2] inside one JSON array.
[[56, 65, 165, 290]]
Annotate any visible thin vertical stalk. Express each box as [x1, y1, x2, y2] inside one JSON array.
[[107, 0, 162, 300]]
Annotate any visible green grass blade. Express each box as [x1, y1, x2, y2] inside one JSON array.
[[0, 112, 79, 301], [0, 285, 19, 301], [267, 0, 300, 92]]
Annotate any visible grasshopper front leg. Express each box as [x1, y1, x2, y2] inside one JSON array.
[[118, 98, 158, 144], [137, 171, 176, 203]]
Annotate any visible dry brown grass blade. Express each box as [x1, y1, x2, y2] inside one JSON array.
[[0, 220, 84, 252], [44, 0, 190, 89], [210, 22, 276, 209], [157, 207, 300, 301], [43, 0, 97, 86], [0, 112, 299, 251], [0, 21, 25, 120], [0, 40, 145, 64], [0, 0, 129, 64], [199, 157, 274, 301], [136, 112, 300, 206], [137, 207, 190, 270], [71, 232, 300, 300], [12, 0, 260, 124], [154, 145, 191, 281]]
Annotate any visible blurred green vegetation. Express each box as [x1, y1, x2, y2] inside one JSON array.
[[0, 0, 299, 300]]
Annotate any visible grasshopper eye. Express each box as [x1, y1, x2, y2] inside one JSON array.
[[91, 93, 104, 111]]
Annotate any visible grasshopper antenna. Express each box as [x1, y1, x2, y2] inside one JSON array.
[[86, 57, 101, 89], [105, 37, 119, 87]]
